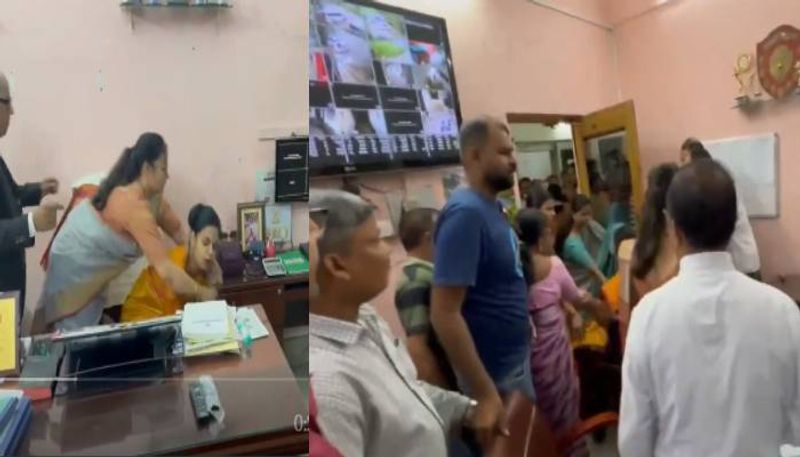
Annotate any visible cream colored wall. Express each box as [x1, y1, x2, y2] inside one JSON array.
[[0, 0, 308, 313], [614, 0, 800, 279]]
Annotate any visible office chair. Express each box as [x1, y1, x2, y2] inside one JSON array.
[[487, 390, 619, 457]]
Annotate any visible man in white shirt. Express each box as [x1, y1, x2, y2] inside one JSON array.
[[619, 159, 800, 457], [309, 189, 501, 457], [680, 137, 761, 278]]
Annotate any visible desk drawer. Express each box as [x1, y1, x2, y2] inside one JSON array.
[[221, 287, 279, 307]]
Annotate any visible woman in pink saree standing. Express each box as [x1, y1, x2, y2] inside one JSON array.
[[517, 208, 611, 457]]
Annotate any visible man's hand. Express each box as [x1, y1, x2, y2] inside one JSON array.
[[32, 201, 64, 232], [467, 390, 509, 450], [40, 177, 59, 196]]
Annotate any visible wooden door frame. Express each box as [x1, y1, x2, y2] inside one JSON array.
[[573, 100, 644, 210], [506, 101, 644, 211], [506, 113, 583, 126]]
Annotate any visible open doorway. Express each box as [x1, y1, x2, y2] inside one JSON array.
[[508, 120, 579, 205], [508, 101, 643, 229]]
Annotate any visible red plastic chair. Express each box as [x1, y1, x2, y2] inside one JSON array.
[[488, 390, 618, 457]]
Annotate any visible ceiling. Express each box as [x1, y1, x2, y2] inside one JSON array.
[[529, 0, 671, 28]]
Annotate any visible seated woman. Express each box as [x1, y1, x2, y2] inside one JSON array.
[[121, 204, 223, 322], [35, 133, 217, 333]]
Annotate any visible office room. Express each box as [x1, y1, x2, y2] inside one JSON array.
[[0, 0, 311, 455], [308, 0, 800, 456]]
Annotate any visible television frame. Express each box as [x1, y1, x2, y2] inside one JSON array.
[[309, 0, 463, 178]]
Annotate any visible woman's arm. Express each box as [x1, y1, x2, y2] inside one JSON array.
[[121, 198, 214, 301], [561, 301, 585, 340], [556, 258, 612, 325], [577, 295, 613, 326], [156, 197, 186, 245], [155, 261, 217, 301]]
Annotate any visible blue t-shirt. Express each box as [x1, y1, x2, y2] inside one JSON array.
[[433, 188, 530, 382]]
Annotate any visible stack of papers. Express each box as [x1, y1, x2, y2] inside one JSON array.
[[0, 390, 32, 456], [181, 301, 240, 357]]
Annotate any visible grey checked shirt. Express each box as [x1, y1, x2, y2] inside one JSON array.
[[310, 304, 472, 457]]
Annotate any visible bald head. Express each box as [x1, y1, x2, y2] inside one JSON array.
[[458, 116, 509, 158], [667, 159, 737, 251], [0, 71, 12, 137]]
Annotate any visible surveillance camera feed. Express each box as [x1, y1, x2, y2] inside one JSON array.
[[309, 0, 462, 176]]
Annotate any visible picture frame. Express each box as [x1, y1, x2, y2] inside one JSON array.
[[264, 203, 293, 248], [0, 291, 20, 376], [237, 202, 265, 252]]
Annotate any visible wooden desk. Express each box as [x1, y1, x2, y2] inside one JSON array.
[[219, 272, 309, 342], [15, 307, 308, 456]]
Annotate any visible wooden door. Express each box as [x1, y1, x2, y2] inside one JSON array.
[[572, 100, 644, 212]]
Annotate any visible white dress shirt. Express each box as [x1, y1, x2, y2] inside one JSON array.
[[311, 304, 471, 457], [620, 252, 800, 457], [727, 196, 760, 274], [27, 212, 36, 237]]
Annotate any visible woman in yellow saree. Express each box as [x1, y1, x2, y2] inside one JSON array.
[[121, 204, 223, 322]]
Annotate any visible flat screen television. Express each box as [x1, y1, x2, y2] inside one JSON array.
[[309, 0, 462, 177]]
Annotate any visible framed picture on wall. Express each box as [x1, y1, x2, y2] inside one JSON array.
[[237, 202, 265, 251], [264, 203, 293, 248]]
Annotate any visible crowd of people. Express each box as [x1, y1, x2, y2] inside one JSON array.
[[0, 70, 223, 334], [309, 114, 800, 456]]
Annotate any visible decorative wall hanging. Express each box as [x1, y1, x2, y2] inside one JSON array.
[[756, 24, 800, 100], [734, 53, 761, 100], [734, 24, 800, 109]]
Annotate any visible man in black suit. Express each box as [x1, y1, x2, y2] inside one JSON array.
[[0, 71, 62, 320]]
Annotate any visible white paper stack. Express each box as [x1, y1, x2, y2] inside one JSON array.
[[181, 301, 239, 357]]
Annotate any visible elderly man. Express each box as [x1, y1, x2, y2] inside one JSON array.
[[309, 189, 490, 457], [308, 208, 343, 457], [0, 71, 61, 318]]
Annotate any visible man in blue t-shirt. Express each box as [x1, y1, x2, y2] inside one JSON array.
[[432, 116, 533, 453]]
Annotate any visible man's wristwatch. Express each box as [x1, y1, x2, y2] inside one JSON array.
[[463, 398, 478, 425]]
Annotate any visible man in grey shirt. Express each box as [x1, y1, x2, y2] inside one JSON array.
[[309, 190, 487, 456]]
